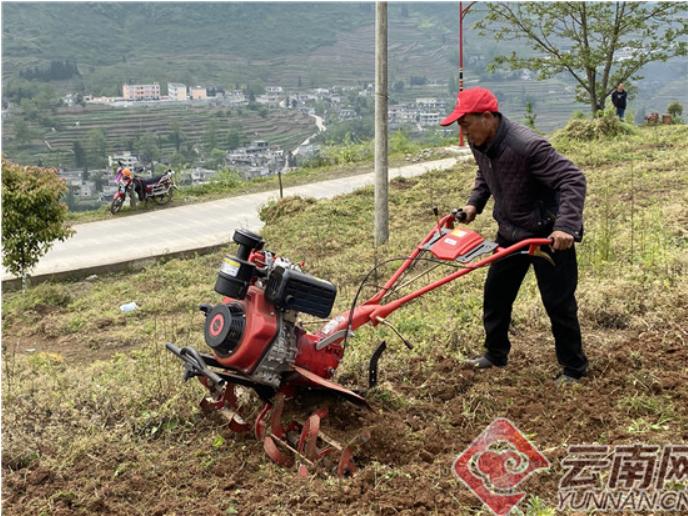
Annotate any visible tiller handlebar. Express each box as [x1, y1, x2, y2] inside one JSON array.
[[315, 209, 553, 349]]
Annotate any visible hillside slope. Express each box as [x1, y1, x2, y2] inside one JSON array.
[[2, 126, 687, 514], [2, 3, 462, 93]]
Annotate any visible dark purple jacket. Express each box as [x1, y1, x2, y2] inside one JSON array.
[[467, 115, 586, 242]]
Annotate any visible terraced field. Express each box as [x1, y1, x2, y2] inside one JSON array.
[[389, 78, 586, 133], [1, 4, 460, 94], [2, 104, 316, 167], [644, 80, 688, 115], [476, 79, 587, 132]]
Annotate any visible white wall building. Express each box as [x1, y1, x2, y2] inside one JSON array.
[[108, 152, 139, 168], [338, 108, 357, 120], [189, 167, 217, 185], [256, 94, 282, 106], [226, 141, 285, 179], [225, 90, 248, 105], [189, 86, 207, 100], [418, 112, 440, 126], [416, 98, 442, 110], [168, 83, 187, 101], [122, 83, 160, 101]]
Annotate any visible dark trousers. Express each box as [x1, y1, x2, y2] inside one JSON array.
[[482, 239, 588, 378], [134, 180, 146, 201]]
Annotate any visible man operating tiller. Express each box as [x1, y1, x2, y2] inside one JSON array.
[[440, 87, 589, 382]]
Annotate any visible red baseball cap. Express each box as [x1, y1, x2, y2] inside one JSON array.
[[440, 87, 499, 126]]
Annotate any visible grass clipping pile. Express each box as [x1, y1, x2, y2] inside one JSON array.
[[553, 109, 636, 143], [3, 126, 688, 514]]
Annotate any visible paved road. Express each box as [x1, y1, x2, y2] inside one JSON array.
[[2, 153, 471, 280], [282, 114, 327, 176], [293, 114, 326, 157]]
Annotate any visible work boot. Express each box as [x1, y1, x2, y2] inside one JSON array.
[[555, 372, 581, 385], [465, 355, 503, 369]]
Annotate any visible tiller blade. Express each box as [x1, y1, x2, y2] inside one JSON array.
[[253, 393, 369, 478], [198, 378, 251, 433], [187, 356, 371, 477]]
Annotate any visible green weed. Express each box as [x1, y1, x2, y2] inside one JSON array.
[[526, 495, 557, 516], [627, 416, 672, 434], [618, 394, 675, 420]]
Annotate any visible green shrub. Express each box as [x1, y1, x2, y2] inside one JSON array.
[[667, 101, 683, 118], [524, 101, 537, 130], [1, 160, 74, 289], [212, 169, 242, 187], [322, 139, 374, 165], [3, 282, 73, 315], [389, 131, 420, 155], [298, 154, 329, 169], [180, 169, 242, 197], [668, 101, 684, 124]]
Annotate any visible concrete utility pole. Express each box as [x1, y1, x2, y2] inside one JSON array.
[[374, 1, 389, 246]]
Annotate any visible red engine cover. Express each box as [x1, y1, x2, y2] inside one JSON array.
[[430, 227, 485, 261], [294, 331, 344, 380], [212, 286, 278, 375], [211, 285, 345, 383]]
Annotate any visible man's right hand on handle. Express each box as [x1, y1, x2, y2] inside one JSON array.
[[460, 205, 477, 223]]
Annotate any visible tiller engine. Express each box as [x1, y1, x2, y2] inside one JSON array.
[[167, 210, 554, 476]]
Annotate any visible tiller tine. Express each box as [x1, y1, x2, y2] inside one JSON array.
[[254, 402, 272, 440], [224, 409, 250, 433], [297, 464, 309, 478], [168, 344, 251, 433], [254, 396, 367, 478], [198, 379, 250, 433], [297, 407, 333, 463], [336, 430, 371, 477], [263, 435, 296, 468], [337, 447, 356, 477], [255, 395, 315, 472], [270, 393, 300, 436], [293, 407, 367, 478]]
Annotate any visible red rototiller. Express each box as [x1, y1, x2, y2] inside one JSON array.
[[167, 209, 553, 476]]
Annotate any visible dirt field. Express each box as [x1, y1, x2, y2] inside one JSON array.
[[3, 319, 686, 515]]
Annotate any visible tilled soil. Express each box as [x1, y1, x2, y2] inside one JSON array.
[[3, 315, 687, 515]]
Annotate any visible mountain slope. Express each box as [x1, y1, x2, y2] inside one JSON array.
[[2, 3, 462, 94]]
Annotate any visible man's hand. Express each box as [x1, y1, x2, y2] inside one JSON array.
[[461, 205, 477, 223], [549, 230, 574, 251]]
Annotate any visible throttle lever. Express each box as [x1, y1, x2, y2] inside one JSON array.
[[451, 208, 467, 222]]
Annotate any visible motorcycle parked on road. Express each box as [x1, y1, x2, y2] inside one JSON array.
[[110, 165, 177, 214]]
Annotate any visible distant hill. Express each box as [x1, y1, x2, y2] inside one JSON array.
[[2, 3, 471, 95]]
